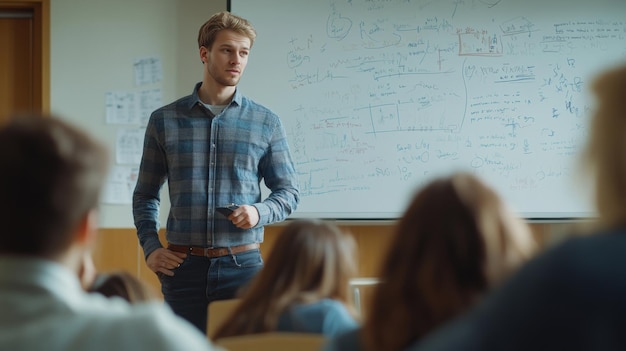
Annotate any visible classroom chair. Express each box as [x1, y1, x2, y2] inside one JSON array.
[[349, 277, 380, 315], [207, 298, 242, 339], [215, 332, 325, 351]]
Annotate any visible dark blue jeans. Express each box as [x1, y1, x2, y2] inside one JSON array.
[[159, 248, 263, 333]]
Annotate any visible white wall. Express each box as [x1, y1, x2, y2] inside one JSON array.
[[50, 0, 227, 228]]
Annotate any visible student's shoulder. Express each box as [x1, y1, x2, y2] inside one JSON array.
[[547, 226, 626, 265], [307, 298, 350, 314], [501, 225, 626, 300], [102, 302, 217, 350], [318, 298, 347, 308], [290, 299, 351, 321], [318, 299, 359, 331]]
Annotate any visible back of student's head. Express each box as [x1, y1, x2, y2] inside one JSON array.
[[583, 64, 626, 227], [0, 114, 108, 258], [212, 219, 356, 338], [363, 172, 535, 351], [89, 271, 158, 303], [266, 219, 356, 303]]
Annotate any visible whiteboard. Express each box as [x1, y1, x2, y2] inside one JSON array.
[[230, 0, 626, 219]]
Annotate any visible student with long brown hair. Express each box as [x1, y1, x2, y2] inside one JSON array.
[[412, 63, 626, 351], [211, 219, 358, 339], [323, 172, 536, 351]]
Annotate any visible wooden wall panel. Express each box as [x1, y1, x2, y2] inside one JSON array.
[[92, 229, 140, 274], [93, 222, 576, 303], [345, 225, 394, 277]]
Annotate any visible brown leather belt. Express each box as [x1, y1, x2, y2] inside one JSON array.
[[167, 242, 259, 258]]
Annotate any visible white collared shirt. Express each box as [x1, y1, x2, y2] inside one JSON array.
[[0, 256, 222, 351]]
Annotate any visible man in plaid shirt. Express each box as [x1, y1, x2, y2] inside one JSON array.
[[133, 11, 300, 332]]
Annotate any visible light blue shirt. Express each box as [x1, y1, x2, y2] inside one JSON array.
[[133, 83, 300, 258], [276, 299, 359, 337], [0, 256, 221, 351]]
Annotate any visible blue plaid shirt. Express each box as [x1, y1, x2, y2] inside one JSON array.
[[133, 83, 299, 258]]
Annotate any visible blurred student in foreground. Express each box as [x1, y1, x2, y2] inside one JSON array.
[[412, 64, 626, 351], [0, 114, 221, 351], [323, 172, 536, 351], [211, 219, 358, 340]]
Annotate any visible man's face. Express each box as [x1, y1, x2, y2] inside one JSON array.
[[202, 29, 251, 88]]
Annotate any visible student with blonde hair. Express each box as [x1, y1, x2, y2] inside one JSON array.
[[324, 172, 536, 351], [410, 63, 626, 351], [212, 219, 358, 339]]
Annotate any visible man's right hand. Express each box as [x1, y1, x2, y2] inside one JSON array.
[[146, 248, 187, 276]]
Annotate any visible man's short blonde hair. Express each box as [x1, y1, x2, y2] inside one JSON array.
[[197, 11, 257, 50]]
